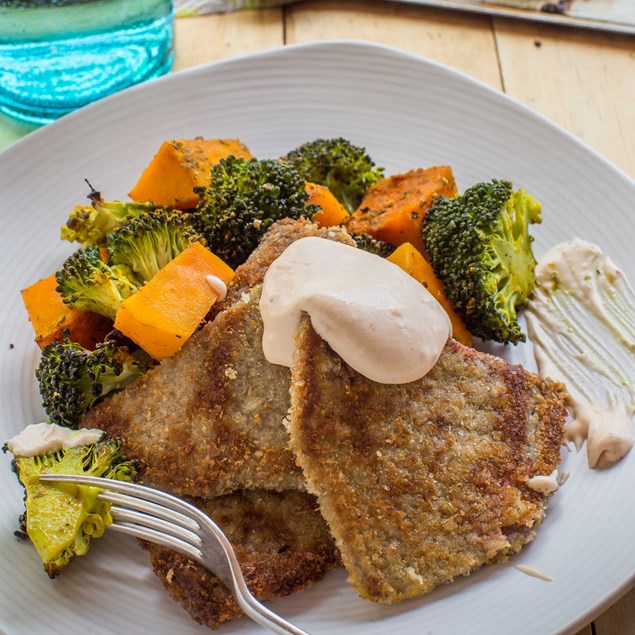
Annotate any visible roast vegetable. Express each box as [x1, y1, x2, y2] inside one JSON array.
[[114, 242, 235, 360], [283, 137, 384, 213], [21, 274, 113, 350], [194, 156, 317, 268], [423, 180, 542, 344], [5, 434, 137, 577], [387, 243, 472, 347], [347, 167, 457, 254], [305, 182, 350, 227], [37, 335, 152, 428], [57, 209, 203, 320], [55, 245, 138, 320], [106, 207, 204, 285], [351, 232, 396, 258], [129, 138, 253, 209], [61, 185, 154, 247]]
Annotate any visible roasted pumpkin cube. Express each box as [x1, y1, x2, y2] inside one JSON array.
[[21, 275, 113, 350], [347, 166, 457, 254], [129, 138, 252, 209], [388, 243, 472, 347], [305, 182, 350, 227], [114, 243, 235, 360]]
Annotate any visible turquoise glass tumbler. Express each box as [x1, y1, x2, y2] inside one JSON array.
[[0, 0, 174, 124]]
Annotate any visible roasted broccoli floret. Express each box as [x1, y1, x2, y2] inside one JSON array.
[[55, 245, 138, 319], [36, 336, 152, 428], [423, 180, 542, 344], [283, 138, 384, 212], [350, 232, 396, 258], [58, 208, 204, 316], [195, 155, 317, 268], [61, 184, 155, 246], [107, 208, 203, 285], [4, 429, 137, 577]]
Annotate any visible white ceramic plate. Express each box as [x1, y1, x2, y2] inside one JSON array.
[[1, 41, 634, 635]]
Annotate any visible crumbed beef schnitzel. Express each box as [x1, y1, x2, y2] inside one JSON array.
[[288, 318, 568, 603], [145, 490, 341, 629], [82, 219, 355, 499], [82, 285, 303, 497]]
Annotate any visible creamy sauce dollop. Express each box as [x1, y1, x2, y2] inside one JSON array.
[[259, 237, 452, 384], [6, 422, 104, 457], [526, 470, 559, 494], [206, 274, 227, 301], [525, 239, 635, 468]]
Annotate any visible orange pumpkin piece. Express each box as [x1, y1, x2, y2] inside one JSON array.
[[114, 242, 235, 360], [347, 166, 457, 254], [129, 138, 252, 209], [21, 275, 113, 350], [305, 182, 350, 227], [387, 243, 472, 347]]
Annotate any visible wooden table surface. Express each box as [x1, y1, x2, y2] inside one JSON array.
[[1, 1, 633, 632]]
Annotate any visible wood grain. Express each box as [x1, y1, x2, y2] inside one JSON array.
[[494, 18, 635, 178], [285, 0, 502, 89], [595, 585, 635, 635], [173, 8, 283, 71]]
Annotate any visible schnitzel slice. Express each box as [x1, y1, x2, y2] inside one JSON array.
[[145, 490, 341, 628], [82, 285, 303, 497], [82, 219, 355, 498], [289, 319, 568, 603]]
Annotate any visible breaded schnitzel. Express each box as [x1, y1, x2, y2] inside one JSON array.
[[289, 319, 568, 603], [82, 219, 355, 499], [145, 490, 341, 629], [82, 285, 303, 497]]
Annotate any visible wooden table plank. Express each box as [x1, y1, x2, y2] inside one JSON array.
[[173, 8, 284, 71], [494, 18, 635, 178], [594, 585, 635, 635], [285, 0, 502, 89]]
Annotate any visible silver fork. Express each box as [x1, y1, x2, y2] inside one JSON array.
[[39, 474, 310, 635]]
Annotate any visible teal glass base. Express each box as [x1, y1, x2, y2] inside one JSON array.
[[0, 8, 174, 124]]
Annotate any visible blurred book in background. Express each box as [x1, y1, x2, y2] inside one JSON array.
[[175, 0, 299, 15], [175, 0, 635, 35]]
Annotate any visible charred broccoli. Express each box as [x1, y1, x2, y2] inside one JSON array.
[[195, 155, 317, 268], [36, 336, 152, 428], [57, 208, 201, 317], [107, 208, 203, 285], [423, 180, 542, 344], [4, 428, 137, 577], [55, 245, 138, 319], [61, 184, 155, 246], [350, 232, 396, 258], [283, 138, 384, 212]]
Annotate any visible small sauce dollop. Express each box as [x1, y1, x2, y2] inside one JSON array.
[[6, 422, 104, 457], [526, 470, 559, 494], [259, 237, 451, 384], [206, 274, 228, 301], [525, 239, 635, 468]]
